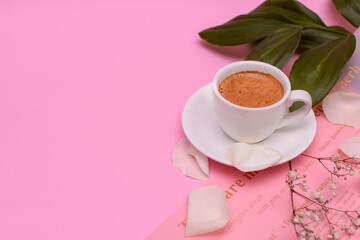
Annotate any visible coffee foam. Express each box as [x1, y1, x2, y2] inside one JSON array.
[[218, 71, 284, 108]]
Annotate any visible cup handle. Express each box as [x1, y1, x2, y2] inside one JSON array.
[[277, 90, 312, 129]]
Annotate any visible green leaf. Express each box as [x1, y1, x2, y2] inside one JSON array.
[[226, 12, 293, 24], [246, 27, 302, 68], [250, 0, 326, 27], [299, 27, 348, 49], [198, 15, 297, 46], [290, 33, 356, 110], [332, 0, 360, 27]]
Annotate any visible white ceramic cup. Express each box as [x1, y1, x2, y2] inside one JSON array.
[[213, 61, 312, 143]]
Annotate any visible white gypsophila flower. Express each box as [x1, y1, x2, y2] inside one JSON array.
[[333, 232, 339, 239], [348, 226, 355, 234], [327, 233, 334, 239], [332, 192, 336, 197], [319, 196, 326, 204], [312, 191, 321, 199], [293, 216, 302, 224], [353, 218, 360, 226], [336, 163, 342, 170], [349, 170, 356, 176], [288, 171, 296, 180], [312, 214, 320, 222], [346, 165, 352, 171], [329, 182, 337, 190], [304, 211, 311, 218], [331, 152, 340, 161], [300, 184, 309, 192], [306, 225, 314, 232]]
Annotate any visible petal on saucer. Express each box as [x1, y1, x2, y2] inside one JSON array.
[[172, 138, 209, 180], [186, 185, 230, 236], [227, 142, 282, 172], [338, 135, 360, 159], [323, 91, 360, 128]]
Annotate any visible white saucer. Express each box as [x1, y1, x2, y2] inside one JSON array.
[[182, 84, 317, 167]]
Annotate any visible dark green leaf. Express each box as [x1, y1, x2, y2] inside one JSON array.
[[246, 27, 302, 68], [226, 12, 293, 24], [250, 0, 326, 27], [290, 33, 356, 110], [327, 25, 352, 35], [299, 27, 348, 49], [332, 0, 360, 27], [199, 16, 297, 46]]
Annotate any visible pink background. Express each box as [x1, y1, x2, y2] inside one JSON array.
[[0, 1, 356, 239]]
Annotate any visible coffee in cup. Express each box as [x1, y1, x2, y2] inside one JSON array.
[[218, 71, 284, 108]]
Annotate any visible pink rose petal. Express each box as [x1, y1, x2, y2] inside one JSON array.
[[186, 185, 230, 236], [323, 91, 360, 128], [172, 138, 209, 180], [338, 135, 360, 158]]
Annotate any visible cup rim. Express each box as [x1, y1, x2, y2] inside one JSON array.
[[212, 60, 290, 111]]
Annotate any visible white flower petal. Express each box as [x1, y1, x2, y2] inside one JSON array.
[[188, 144, 209, 177], [323, 91, 360, 128], [227, 142, 282, 172], [186, 186, 230, 236], [172, 138, 209, 180], [338, 135, 360, 158]]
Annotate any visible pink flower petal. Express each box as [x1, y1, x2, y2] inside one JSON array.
[[323, 91, 360, 128], [172, 138, 209, 180], [338, 135, 360, 158], [186, 185, 230, 236]]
